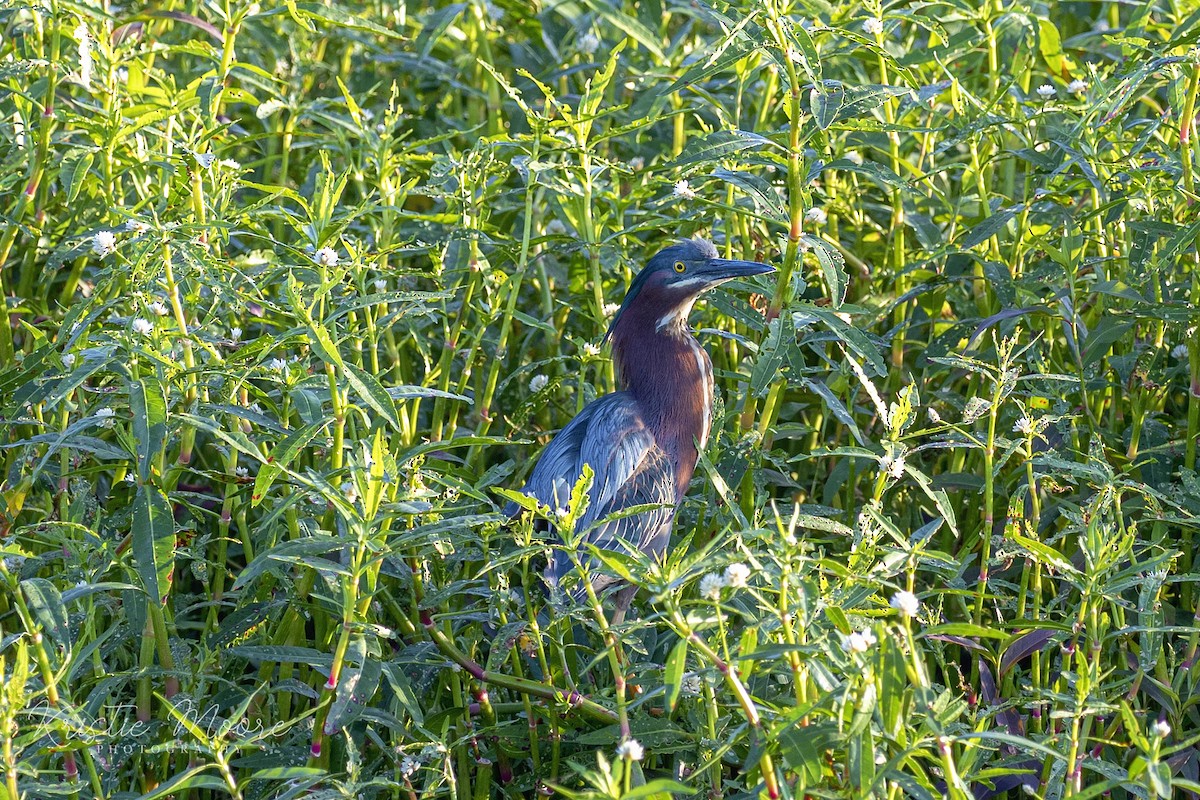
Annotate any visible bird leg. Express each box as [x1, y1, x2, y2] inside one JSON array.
[[610, 584, 638, 627]]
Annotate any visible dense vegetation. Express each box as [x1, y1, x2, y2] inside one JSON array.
[[3, 0, 1200, 797]]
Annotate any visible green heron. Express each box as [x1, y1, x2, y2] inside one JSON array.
[[511, 238, 774, 610]]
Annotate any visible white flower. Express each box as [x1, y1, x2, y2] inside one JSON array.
[[1154, 719, 1171, 738], [1068, 79, 1087, 94], [699, 572, 726, 600], [629, 156, 645, 171], [314, 247, 339, 267], [927, 407, 942, 424], [545, 219, 567, 236], [863, 17, 884, 35], [673, 179, 696, 200], [1172, 344, 1188, 360], [1014, 416, 1034, 435], [1036, 84, 1056, 98], [269, 357, 288, 372], [890, 590, 920, 618], [400, 755, 419, 777], [91, 231, 117, 258], [886, 456, 905, 480], [75, 22, 92, 91], [149, 301, 168, 317], [615, 739, 644, 761], [96, 408, 116, 428], [124, 219, 151, 234], [116, 67, 129, 85], [219, 159, 241, 171], [579, 31, 601, 55], [845, 151, 863, 166], [195, 152, 217, 168], [681, 674, 703, 696], [230, 326, 242, 342], [342, 482, 358, 503], [846, 629, 877, 652], [62, 353, 76, 368], [234, 466, 248, 478], [132, 318, 153, 336], [373, 279, 387, 291], [805, 206, 828, 225], [603, 302, 621, 317], [256, 99, 287, 119], [528, 374, 548, 392], [724, 563, 751, 588], [582, 342, 601, 357]]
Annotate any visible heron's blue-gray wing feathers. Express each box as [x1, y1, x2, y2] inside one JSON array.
[[508, 392, 677, 592]]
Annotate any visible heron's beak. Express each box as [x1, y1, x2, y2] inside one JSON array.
[[699, 257, 776, 284]]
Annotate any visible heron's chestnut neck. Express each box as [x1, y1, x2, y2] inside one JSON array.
[[608, 283, 714, 485]]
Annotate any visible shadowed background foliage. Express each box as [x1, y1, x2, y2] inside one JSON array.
[[2, 0, 1200, 798]]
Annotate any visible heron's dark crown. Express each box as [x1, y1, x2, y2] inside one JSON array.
[[603, 238, 772, 344]]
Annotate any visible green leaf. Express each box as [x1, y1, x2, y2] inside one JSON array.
[[922, 623, 1008, 639], [788, 23, 821, 84], [957, 204, 1024, 250], [620, 780, 694, 799], [60, 151, 95, 204], [485, 621, 529, 673], [327, 650, 382, 733], [129, 378, 167, 484], [303, 315, 344, 369], [778, 721, 838, 782], [672, 130, 773, 168], [344, 360, 401, 431], [288, 1, 406, 40], [812, 84, 844, 130], [712, 168, 787, 223], [576, 0, 664, 60], [1081, 317, 1133, 367], [248, 419, 326, 506], [232, 535, 340, 592], [806, 236, 848, 307], [1036, 18, 1070, 76], [21, 578, 70, 648], [580, 40, 627, 121], [663, 638, 688, 714], [1011, 533, 1078, 575], [132, 484, 175, 605], [248, 767, 327, 782], [631, 38, 761, 117], [131, 765, 226, 799], [197, 74, 223, 127]]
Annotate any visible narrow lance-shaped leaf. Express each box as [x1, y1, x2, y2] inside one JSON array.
[[252, 420, 330, 507], [21, 578, 70, 649], [664, 637, 688, 714], [344, 361, 401, 432], [671, 130, 774, 168], [133, 484, 175, 605], [806, 236, 849, 308], [129, 378, 167, 484]]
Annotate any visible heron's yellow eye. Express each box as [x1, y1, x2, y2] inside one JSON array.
[[673, 261, 686, 273]]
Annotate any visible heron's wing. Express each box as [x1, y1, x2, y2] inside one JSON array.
[[579, 442, 676, 561], [506, 394, 610, 516], [514, 393, 677, 589]]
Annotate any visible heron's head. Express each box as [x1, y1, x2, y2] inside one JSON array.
[[605, 238, 774, 341]]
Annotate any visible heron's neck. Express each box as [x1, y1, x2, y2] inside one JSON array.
[[610, 306, 713, 483]]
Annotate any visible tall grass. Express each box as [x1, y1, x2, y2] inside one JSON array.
[[2, 0, 1200, 798]]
